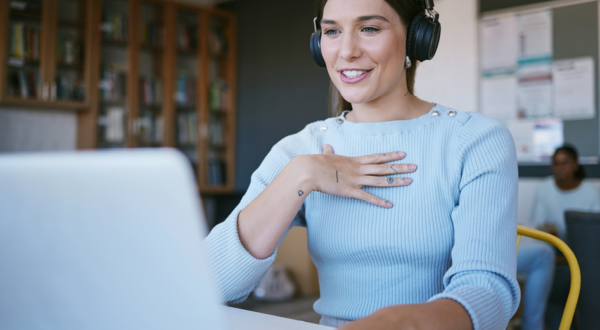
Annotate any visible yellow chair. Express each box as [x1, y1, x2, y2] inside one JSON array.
[[517, 225, 581, 330]]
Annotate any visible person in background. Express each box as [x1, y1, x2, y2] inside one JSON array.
[[517, 144, 600, 330], [531, 145, 600, 240]]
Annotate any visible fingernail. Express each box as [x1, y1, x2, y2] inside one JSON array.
[[397, 151, 405, 157], [385, 201, 393, 207], [408, 164, 416, 170], [404, 178, 412, 183]]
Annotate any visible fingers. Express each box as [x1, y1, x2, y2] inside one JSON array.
[[322, 144, 334, 155], [356, 151, 405, 165], [360, 163, 417, 175], [356, 176, 412, 187], [350, 189, 393, 208]]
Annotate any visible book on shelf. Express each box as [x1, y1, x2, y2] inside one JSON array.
[[139, 77, 162, 105], [9, 0, 42, 12], [209, 80, 230, 111], [208, 152, 225, 186], [56, 35, 81, 65], [177, 23, 197, 52], [140, 22, 164, 47], [135, 110, 163, 144], [208, 115, 224, 146], [55, 76, 85, 101], [99, 64, 126, 101], [177, 112, 197, 145], [7, 70, 39, 98], [209, 24, 227, 57], [176, 76, 196, 106], [9, 23, 40, 61], [100, 106, 125, 143], [101, 11, 128, 41]]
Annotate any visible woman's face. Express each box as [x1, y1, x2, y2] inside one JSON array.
[[551, 151, 578, 181], [320, 0, 407, 105]]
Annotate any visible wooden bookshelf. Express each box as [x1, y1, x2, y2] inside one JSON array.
[[199, 9, 236, 193], [0, 0, 94, 109], [0, 0, 237, 193], [80, 0, 236, 193]]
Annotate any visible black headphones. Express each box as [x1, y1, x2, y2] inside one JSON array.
[[310, 0, 441, 67]]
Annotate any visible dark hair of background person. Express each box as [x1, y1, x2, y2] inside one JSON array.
[[553, 144, 586, 180], [315, 0, 422, 117]]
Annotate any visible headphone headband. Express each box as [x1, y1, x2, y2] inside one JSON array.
[[423, 0, 435, 10]]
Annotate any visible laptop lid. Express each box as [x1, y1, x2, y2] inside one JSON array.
[[0, 149, 225, 330]]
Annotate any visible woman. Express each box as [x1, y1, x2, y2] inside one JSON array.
[[205, 0, 520, 329], [531, 145, 600, 239], [517, 145, 600, 330]]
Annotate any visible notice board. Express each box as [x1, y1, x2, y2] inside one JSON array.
[[480, 0, 600, 177]]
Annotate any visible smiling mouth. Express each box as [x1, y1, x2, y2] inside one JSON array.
[[341, 70, 372, 78], [339, 69, 373, 83]]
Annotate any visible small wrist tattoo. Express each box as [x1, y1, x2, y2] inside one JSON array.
[[298, 190, 304, 197], [387, 177, 394, 184], [336, 170, 339, 183]]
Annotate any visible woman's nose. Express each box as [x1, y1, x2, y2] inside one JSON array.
[[339, 34, 362, 62]]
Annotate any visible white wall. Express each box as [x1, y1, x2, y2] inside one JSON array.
[[414, 0, 479, 113], [0, 108, 77, 152]]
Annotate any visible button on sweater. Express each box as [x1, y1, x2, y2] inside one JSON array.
[[205, 104, 521, 330]]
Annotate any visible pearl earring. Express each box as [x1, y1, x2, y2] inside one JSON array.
[[405, 56, 412, 68]]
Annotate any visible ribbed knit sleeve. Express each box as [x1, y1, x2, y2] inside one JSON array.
[[428, 115, 521, 330], [204, 124, 317, 304]]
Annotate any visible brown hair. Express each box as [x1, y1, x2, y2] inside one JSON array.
[[315, 0, 422, 117]]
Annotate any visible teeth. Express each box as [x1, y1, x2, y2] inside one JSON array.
[[342, 70, 367, 78]]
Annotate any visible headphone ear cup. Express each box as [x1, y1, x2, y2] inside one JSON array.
[[415, 18, 441, 61], [406, 13, 425, 62], [310, 30, 326, 67], [406, 13, 441, 62]]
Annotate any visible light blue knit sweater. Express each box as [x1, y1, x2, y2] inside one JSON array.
[[205, 104, 520, 330]]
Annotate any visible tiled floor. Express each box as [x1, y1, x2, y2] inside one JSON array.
[[230, 295, 322, 324]]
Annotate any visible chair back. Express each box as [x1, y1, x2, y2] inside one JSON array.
[[565, 211, 600, 330], [517, 225, 580, 330]]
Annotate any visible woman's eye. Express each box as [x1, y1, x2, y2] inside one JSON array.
[[324, 29, 339, 36], [362, 27, 380, 33]]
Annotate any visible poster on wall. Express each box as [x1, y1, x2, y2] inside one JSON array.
[[481, 74, 518, 120], [516, 10, 553, 118], [480, 14, 518, 120], [553, 57, 595, 120], [506, 119, 534, 161], [506, 118, 563, 162], [516, 10, 553, 62], [480, 15, 518, 72], [532, 118, 564, 162], [517, 62, 553, 117]]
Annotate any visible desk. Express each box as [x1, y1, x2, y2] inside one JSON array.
[[223, 306, 335, 330]]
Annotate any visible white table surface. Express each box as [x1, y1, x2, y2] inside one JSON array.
[[222, 306, 335, 330]]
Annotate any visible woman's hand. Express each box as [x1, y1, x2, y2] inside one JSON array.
[[338, 299, 473, 330], [237, 144, 416, 259], [296, 144, 416, 208]]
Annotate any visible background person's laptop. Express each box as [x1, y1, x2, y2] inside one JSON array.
[[0, 149, 225, 330]]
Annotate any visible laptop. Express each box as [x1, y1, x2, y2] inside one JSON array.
[[0, 149, 225, 330]]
